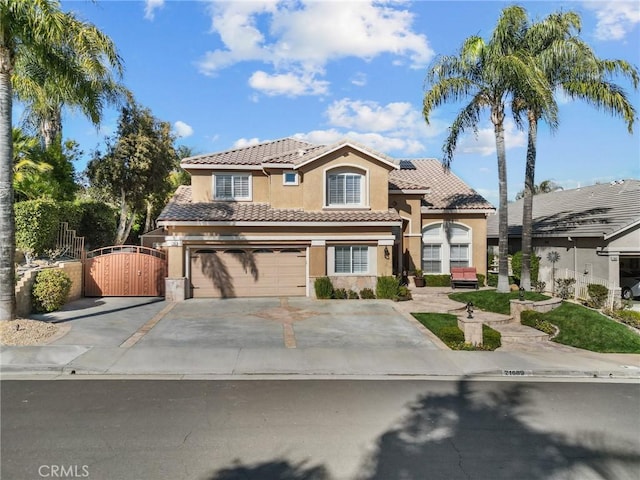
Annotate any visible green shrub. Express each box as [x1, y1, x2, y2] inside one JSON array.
[[482, 325, 502, 350], [314, 277, 333, 299], [487, 273, 498, 287], [395, 286, 412, 301], [15, 200, 62, 256], [606, 309, 640, 329], [347, 289, 359, 299], [555, 278, 576, 299], [477, 273, 485, 287], [587, 283, 609, 309], [376, 276, 399, 299], [424, 274, 451, 287], [521, 310, 556, 335], [511, 251, 540, 283], [76, 200, 117, 249], [360, 288, 376, 299], [439, 325, 465, 346], [31, 268, 72, 313], [532, 280, 546, 293], [333, 288, 348, 299]]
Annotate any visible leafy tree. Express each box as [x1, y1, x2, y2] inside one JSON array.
[[12, 5, 124, 148], [514, 10, 638, 290], [515, 179, 563, 200], [1, 0, 120, 321], [12, 128, 79, 201], [423, 5, 554, 293], [86, 99, 177, 244]]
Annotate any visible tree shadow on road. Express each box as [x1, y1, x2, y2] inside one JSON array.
[[202, 379, 639, 480]]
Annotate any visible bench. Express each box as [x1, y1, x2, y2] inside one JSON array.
[[451, 267, 479, 289]]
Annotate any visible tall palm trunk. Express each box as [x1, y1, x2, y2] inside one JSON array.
[[492, 106, 511, 293], [40, 108, 62, 149], [521, 110, 538, 291], [0, 45, 16, 321]]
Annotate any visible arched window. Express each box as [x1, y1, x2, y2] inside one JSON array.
[[325, 167, 366, 207], [422, 222, 471, 274]]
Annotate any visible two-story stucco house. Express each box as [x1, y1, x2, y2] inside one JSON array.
[[156, 138, 494, 299]]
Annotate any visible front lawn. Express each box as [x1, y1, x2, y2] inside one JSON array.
[[540, 303, 640, 353], [412, 312, 501, 351], [449, 289, 549, 315]]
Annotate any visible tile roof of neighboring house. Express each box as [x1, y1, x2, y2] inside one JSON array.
[[158, 186, 401, 224], [390, 159, 494, 210], [487, 179, 640, 238]]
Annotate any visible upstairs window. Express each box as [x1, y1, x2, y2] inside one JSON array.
[[327, 172, 363, 206], [283, 171, 298, 185], [214, 174, 251, 200]]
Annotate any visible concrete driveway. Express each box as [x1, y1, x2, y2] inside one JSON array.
[[35, 296, 437, 351]]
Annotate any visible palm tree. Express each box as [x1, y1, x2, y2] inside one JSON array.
[[515, 179, 563, 200], [13, 8, 124, 148], [423, 5, 554, 293], [515, 11, 638, 290], [0, 0, 121, 321]]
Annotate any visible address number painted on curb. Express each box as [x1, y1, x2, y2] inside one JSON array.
[[503, 370, 532, 376]]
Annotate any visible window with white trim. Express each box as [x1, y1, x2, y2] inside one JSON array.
[[283, 171, 298, 185], [214, 174, 251, 200], [335, 246, 368, 273], [422, 222, 471, 273], [327, 172, 363, 206]]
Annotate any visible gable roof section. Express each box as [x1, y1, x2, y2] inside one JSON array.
[[487, 179, 640, 239], [181, 138, 316, 168], [157, 186, 401, 225], [181, 137, 400, 171], [391, 159, 494, 210]]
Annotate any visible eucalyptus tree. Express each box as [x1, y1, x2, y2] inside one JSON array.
[[515, 10, 638, 290], [86, 99, 177, 244], [423, 5, 554, 293], [13, 6, 124, 148], [0, 0, 119, 321]]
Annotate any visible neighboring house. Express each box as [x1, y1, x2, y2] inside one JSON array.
[[156, 138, 494, 299], [487, 180, 640, 296]]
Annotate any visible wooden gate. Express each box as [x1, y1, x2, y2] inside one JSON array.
[[84, 246, 166, 297]]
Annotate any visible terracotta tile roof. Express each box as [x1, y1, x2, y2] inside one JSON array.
[[487, 179, 640, 238], [390, 159, 494, 210], [158, 186, 401, 223]]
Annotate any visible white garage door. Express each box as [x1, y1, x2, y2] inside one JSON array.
[[190, 248, 306, 298]]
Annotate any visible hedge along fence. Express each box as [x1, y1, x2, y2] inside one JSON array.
[[15, 199, 117, 257]]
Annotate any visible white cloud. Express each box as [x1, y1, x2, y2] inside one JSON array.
[[233, 137, 263, 149], [144, 0, 164, 21], [457, 121, 526, 156], [173, 121, 194, 138], [351, 72, 367, 87], [585, 1, 640, 40], [249, 70, 329, 97], [294, 130, 425, 155], [198, 1, 433, 95]]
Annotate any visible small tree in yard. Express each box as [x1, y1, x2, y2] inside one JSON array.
[[86, 99, 177, 244]]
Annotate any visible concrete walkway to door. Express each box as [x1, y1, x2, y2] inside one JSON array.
[[1, 295, 639, 379]]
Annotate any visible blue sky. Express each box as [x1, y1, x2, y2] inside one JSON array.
[[17, 1, 640, 206]]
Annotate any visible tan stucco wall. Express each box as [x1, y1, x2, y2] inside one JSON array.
[[268, 170, 303, 208], [309, 245, 326, 277], [609, 227, 640, 251], [299, 147, 393, 211], [377, 245, 393, 276], [190, 171, 211, 202], [166, 246, 185, 277]]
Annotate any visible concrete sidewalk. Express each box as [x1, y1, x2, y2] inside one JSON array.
[[1, 295, 639, 380]]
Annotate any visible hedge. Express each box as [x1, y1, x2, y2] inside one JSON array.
[[15, 199, 117, 256], [425, 274, 451, 287]]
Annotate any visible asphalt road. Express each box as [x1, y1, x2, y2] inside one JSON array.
[[2, 379, 639, 480]]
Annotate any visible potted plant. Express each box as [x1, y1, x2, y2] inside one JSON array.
[[413, 269, 425, 287]]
